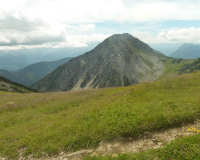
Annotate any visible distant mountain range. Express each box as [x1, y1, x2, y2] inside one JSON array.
[[0, 57, 72, 87], [0, 75, 37, 93], [149, 43, 182, 56], [170, 43, 200, 59], [0, 42, 98, 71], [32, 33, 167, 92]]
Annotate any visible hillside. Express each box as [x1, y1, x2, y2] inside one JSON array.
[[0, 75, 37, 93], [1, 71, 200, 159], [32, 33, 166, 92], [170, 43, 200, 59], [0, 57, 72, 87]]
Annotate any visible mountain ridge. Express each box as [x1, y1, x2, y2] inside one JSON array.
[[170, 43, 200, 59], [0, 57, 72, 87], [0, 75, 37, 93]]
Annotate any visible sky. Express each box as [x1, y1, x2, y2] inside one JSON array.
[[0, 0, 200, 50]]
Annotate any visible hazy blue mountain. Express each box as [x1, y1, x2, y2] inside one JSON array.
[[0, 57, 72, 87], [148, 43, 182, 56], [170, 43, 200, 59], [0, 42, 98, 71]]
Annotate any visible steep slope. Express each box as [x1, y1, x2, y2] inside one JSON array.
[[0, 75, 37, 93], [32, 33, 166, 92], [170, 43, 200, 59], [0, 57, 72, 87]]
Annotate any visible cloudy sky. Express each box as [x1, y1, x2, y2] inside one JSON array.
[[0, 0, 200, 50]]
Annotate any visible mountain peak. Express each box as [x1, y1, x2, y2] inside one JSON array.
[[94, 33, 156, 57], [32, 33, 165, 92], [107, 33, 134, 39], [170, 43, 200, 59]]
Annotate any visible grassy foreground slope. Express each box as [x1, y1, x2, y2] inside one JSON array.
[[1, 71, 200, 158]]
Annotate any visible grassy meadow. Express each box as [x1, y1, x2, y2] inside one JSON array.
[[1, 71, 200, 158]]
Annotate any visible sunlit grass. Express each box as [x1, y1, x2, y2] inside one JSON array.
[[1, 71, 200, 158], [160, 57, 195, 78]]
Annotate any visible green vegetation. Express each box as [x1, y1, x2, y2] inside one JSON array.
[[161, 57, 196, 77], [1, 71, 200, 158], [178, 58, 200, 74], [0, 75, 37, 93], [142, 56, 154, 69]]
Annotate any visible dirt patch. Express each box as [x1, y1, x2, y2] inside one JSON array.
[[2, 119, 200, 160]]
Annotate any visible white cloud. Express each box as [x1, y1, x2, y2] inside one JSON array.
[[0, 0, 200, 49], [61, 33, 111, 47], [132, 27, 200, 44], [157, 27, 200, 43], [65, 24, 96, 34], [0, 14, 67, 46], [131, 30, 159, 44], [2, 0, 200, 24], [79, 24, 96, 31], [157, 31, 168, 41]]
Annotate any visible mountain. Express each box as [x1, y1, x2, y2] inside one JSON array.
[[170, 43, 200, 59], [0, 57, 72, 87], [32, 33, 167, 92], [0, 75, 37, 93], [149, 43, 182, 56]]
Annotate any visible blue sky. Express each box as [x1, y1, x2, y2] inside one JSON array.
[[0, 0, 200, 50]]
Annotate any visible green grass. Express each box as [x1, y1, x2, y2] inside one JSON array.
[[84, 134, 200, 160], [161, 57, 196, 77], [1, 71, 200, 158]]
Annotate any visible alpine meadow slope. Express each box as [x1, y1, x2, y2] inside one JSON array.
[[32, 33, 167, 92]]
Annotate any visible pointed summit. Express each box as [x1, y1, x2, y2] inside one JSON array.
[[32, 33, 165, 92], [170, 43, 200, 59]]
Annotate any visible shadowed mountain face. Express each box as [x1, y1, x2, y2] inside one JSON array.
[[32, 33, 166, 92], [0, 75, 37, 93], [170, 43, 200, 59]]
